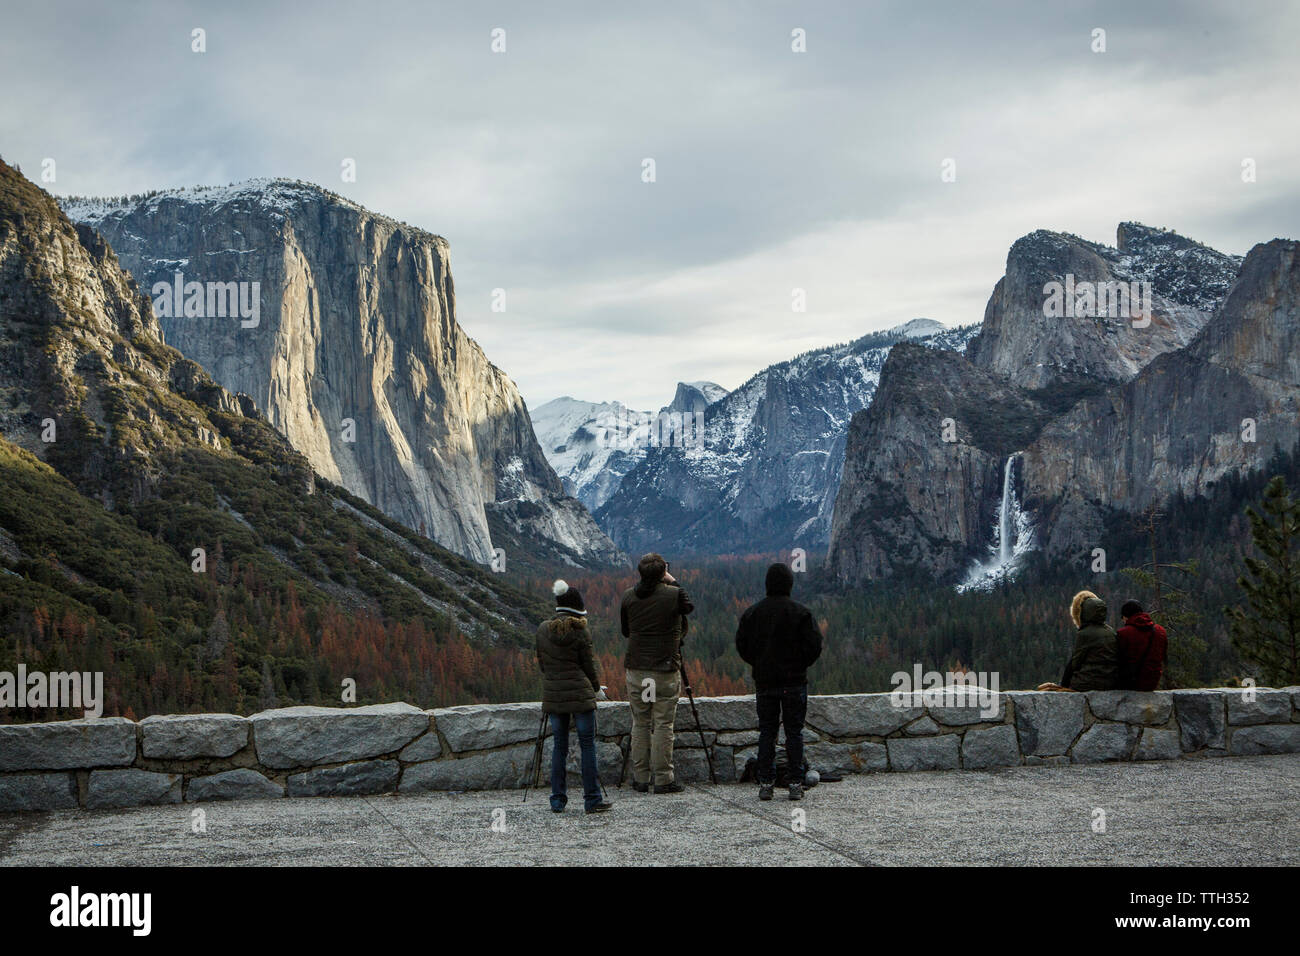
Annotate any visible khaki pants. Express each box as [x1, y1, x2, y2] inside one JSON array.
[[626, 667, 680, 786]]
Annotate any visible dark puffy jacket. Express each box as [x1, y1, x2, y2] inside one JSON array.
[[621, 581, 694, 672], [1117, 613, 1168, 691], [735, 596, 823, 691], [535, 613, 600, 714], [1061, 597, 1119, 691]]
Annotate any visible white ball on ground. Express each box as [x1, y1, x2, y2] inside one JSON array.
[[804, 769, 820, 789]]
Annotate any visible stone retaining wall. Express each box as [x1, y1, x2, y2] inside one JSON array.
[[2, 688, 1298, 812]]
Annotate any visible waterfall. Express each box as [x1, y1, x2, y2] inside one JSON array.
[[997, 453, 1016, 566], [956, 452, 1033, 592]]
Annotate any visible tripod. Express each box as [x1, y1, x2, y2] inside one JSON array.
[[618, 659, 717, 787]]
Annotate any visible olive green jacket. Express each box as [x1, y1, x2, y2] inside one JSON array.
[[620, 581, 694, 672], [1062, 596, 1119, 691]]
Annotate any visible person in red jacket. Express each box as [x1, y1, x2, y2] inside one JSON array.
[[1116, 600, 1168, 691]]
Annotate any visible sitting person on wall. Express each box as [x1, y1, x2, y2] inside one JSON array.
[[1037, 590, 1118, 692], [1116, 600, 1168, 691], [535, 579, 612, 814]]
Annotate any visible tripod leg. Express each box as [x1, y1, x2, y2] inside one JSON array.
[[522, 710, 547, 803], [681, 662, 717, 785]]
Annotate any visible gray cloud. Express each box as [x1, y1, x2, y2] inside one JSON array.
[[3, 0, 1296, 409]]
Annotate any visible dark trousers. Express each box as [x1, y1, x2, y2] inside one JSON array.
[[756, 685, 808, 785], [549, 710, 602, 811]]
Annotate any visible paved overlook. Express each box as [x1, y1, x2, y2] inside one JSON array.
[[1, 755, 1296, 866]]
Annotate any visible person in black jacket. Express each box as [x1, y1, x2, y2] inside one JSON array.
[[735, 563, 823, 801], [535, 580, 612, 814]]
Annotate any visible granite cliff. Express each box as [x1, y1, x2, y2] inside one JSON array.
[[0, 160, 540, 647], [62, 180, 620, 569], [827, 224, 1290, 586]]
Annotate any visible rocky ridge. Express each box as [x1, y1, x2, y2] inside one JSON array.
[[594, 320, 978, 556], [828, 223, 1294, 585]]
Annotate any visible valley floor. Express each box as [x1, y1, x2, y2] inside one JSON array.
[[1, 755, 1295, 867]]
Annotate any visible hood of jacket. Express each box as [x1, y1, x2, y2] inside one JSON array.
[[1125, 611, 1155, 629], [545, 613, 587, 646], [1079, 596, 1109, 628]]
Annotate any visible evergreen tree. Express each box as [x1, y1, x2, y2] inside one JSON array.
[[258, 658, 279, 710], [1226, 476, 1300, 685]]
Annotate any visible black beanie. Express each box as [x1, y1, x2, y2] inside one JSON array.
[[765, 562, 794, 596], [552, 579, 586, 615]]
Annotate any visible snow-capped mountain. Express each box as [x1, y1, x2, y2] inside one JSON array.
[[668, 381, 729, 413], [964, 222, 1243, 389], [591, 320, 979, 557], [530, 397, 651, 511], [531, 379, 730, 511]]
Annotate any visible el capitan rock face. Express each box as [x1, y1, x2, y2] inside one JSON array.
[[0, 160, 541, 642], [62, 180, 620, 568], [827, 224, 1294, 585]]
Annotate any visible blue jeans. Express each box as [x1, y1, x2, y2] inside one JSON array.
[[756, 685, 808, 785], [549, 710, 602, 811]]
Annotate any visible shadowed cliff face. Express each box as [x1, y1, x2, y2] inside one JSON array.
[[1022, 239, 1300, 560], [62, 181, 621, 568], [825, 344, 1053, 582], [826, 224, 1293, 586], [0, 163, 224, 504], [965, 224, 1240, 389]]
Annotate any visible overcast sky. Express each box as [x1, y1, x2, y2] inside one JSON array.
[[4, 1, 1298, 410]]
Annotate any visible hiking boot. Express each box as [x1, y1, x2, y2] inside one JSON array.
[[631, 781, 649, 793], [758, 782, 774, 801], [655, 781, 685, 794], [788, 781, 803, 801], [585, 801, 613, 814]]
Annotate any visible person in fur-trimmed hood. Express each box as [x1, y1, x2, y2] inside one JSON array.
[[1038, 590, 1118, 692], [535, 580, 612, 814]]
